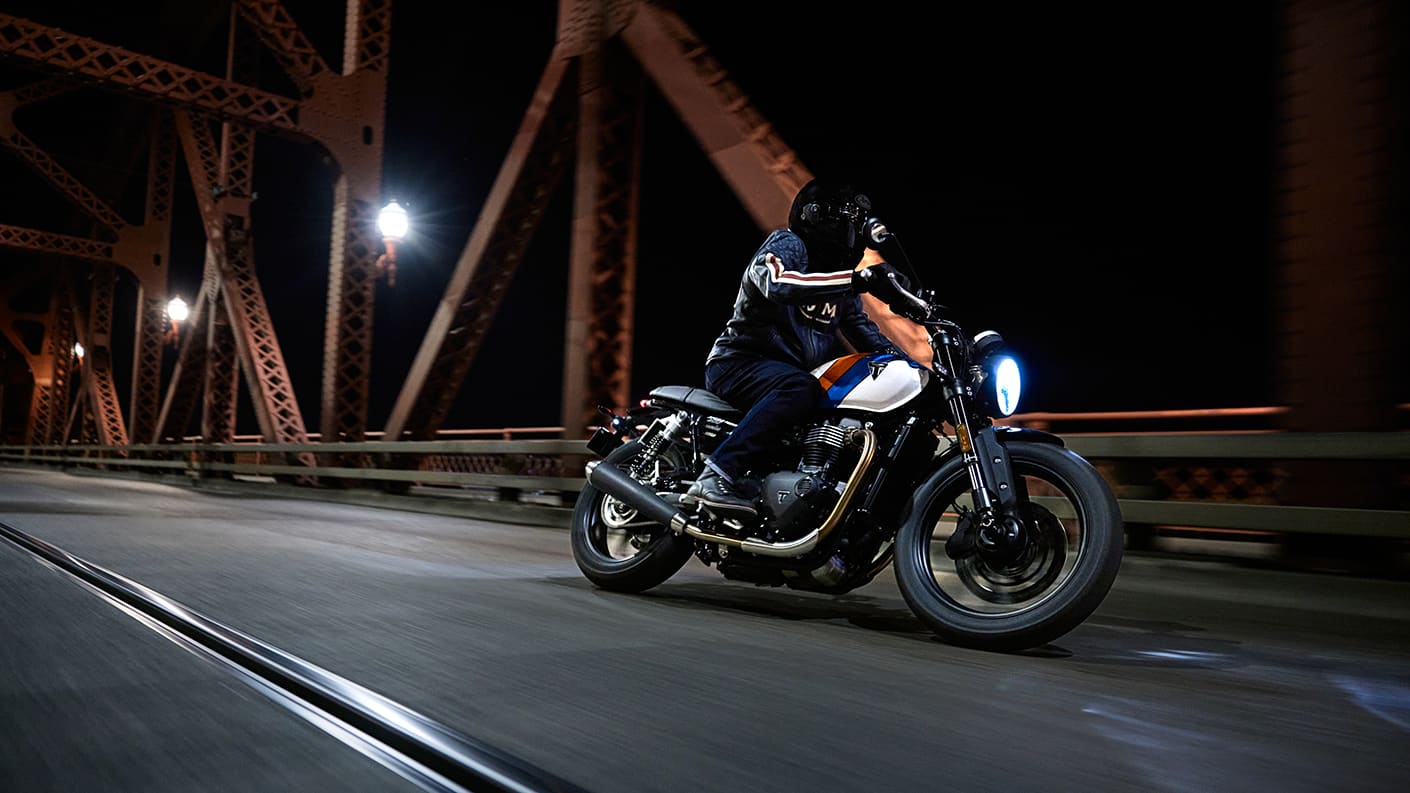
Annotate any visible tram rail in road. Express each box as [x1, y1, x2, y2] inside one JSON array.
[[0, 520, 590, 793]]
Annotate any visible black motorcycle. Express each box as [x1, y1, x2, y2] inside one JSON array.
[[570, 224, 1123, 652]]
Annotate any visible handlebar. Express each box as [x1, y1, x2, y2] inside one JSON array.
[[856, 224, 943, 324], [891, 285, 933, 324], [856, 272, 937, 325]]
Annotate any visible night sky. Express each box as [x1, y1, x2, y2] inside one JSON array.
[[0, 1, 1287, 434]]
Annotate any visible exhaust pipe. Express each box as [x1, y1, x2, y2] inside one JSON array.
[[586, 460, 693, 534], [584, 460, 824, 557]]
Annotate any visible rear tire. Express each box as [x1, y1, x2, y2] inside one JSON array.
[[570, 440, 695, 593]]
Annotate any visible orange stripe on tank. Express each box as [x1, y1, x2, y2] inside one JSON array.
[[817, 354, 867, 390]]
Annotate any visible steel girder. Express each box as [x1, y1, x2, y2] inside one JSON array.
[[31, 268, 74, 445], [386, 0, 815, 442], [129, 110, 178, 443], [561, 39, 644, 437], [0, 71, 176, 445], [3, 0, 861, 448], [71, 262, 128, 446], [171, 97, 311, 448], [153, 288, 210, 442], [1272, 0, 1404, 519], [380, 53, 579, 441], [0, 1, 392, 445]]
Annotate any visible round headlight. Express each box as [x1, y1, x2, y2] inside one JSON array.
[[972, 330, 1006, 361], [992, 356, 1021, 416]]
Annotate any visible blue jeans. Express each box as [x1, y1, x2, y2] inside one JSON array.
[[703, 356, 830, 482]]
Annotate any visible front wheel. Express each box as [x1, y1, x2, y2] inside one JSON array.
[[571, 439, 695, 593], [894, 440, 1123, 652]]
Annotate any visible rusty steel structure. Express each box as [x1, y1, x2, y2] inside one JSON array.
[[0, 72, 171, 448], [1, 0, 1399, 463], [0, 0, 390, 449], [383, 0, 818, 441], [0, 0, 942, 453], [1272, 0, 1405, 523]]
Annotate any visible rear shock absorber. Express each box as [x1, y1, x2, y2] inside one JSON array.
[[628, 411, 688, 479]]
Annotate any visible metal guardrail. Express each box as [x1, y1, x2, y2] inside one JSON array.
[[1, 430, 1407, 540], [1064, 432, 1410, 538]]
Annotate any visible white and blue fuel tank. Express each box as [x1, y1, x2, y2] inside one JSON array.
[[811, 351, 929, 413]]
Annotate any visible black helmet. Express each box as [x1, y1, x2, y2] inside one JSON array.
[[788, 178, 873, 269]]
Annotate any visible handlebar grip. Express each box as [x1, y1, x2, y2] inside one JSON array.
[[879, 273, 930, 321], [857, 265, 936, 322]]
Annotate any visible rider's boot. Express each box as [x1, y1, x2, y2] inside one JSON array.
[[685, 467, 757, 520]]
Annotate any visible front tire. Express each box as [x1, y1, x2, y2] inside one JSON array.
[[571, 439, 695, 593], [894, 440, 1123, 652]]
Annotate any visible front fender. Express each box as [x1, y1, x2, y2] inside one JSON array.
[[992, 425, 1066, 447], [929, 425, 1064, 472], [926, 425, 1065, 507]]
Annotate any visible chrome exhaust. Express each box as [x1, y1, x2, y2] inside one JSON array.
[[585, 429, 875, 558], [585, 461, 692, 534]]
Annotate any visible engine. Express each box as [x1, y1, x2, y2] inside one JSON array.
[[757, 419, 862, 537]]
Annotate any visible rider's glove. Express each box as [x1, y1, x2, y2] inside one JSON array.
[[856, 265, 929, 322], [851, 261, 910, 296], [851, 268, 875, 294]]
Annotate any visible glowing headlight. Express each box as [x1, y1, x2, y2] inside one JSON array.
[[972, 330, 1022, 417], [992, 356, 1021, 416]]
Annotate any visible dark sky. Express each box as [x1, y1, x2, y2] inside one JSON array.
[[373, 0, 1283, 429], [0, 1, 1288, 434]]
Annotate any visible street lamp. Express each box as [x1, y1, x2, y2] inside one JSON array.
[[376, 198, 408, 286], [72, 342, 84, 361], [165, 296, 188, 345]]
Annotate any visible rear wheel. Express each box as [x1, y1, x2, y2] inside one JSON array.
[[570, 440, 695, 593], [894, 440, 1123, 652]]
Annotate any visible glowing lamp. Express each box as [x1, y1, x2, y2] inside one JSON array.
[[167, 296, 189, 322], [377, 199, 409, 240]]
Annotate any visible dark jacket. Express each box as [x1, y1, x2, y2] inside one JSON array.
[[706, 229, 893, 370]]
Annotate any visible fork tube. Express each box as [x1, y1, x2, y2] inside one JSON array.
[[935, 337, 996, 513], [947, 396, 996, 513]]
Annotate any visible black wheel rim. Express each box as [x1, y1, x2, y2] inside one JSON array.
[[915, 457, 1088, 617], [955, 503, 1067, 604], [583, 447, 686, 563]]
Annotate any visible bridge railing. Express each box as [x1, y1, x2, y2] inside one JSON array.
[[2, 415, 1407, 546]]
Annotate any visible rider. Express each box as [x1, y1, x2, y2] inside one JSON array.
[[686, 178, 916, 519]]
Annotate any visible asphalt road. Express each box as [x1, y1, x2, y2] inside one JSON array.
[[1, 467, 1407, 793]]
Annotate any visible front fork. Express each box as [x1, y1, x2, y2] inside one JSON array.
[[946, 392, 1028, 563]]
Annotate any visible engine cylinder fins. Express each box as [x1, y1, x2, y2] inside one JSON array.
[[800, 423, 851, 469]]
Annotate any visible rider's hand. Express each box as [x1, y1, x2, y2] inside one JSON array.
[[851, 267, 876, 294]]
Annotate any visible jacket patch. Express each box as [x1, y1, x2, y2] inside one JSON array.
[[799, 302, 838, 327]]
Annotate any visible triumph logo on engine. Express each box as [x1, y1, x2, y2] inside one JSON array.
[[869, 359, 887, 379]]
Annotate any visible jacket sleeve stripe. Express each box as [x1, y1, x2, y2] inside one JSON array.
[[764, 253, 854, 286]]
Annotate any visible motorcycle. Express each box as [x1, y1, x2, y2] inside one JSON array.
[[570, 222, 1123, 652]]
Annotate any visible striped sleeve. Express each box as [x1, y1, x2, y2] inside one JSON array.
[[761, 252, 855, 288]]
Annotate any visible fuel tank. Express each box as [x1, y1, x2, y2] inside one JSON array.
[[811, 352, 928, 413]]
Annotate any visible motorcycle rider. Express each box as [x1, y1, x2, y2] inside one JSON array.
[[686, 178, 917, 519]]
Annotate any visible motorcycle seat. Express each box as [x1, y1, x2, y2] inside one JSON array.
[[647, 386, 743, 419]]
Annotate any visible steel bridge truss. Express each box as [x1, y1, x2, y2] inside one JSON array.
[[0, 0, 940, 450], [0, 0, 389, 449], [383, 0, 822, 441]]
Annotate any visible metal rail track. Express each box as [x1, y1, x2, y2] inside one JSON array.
[[0, 520, 591, 793]]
